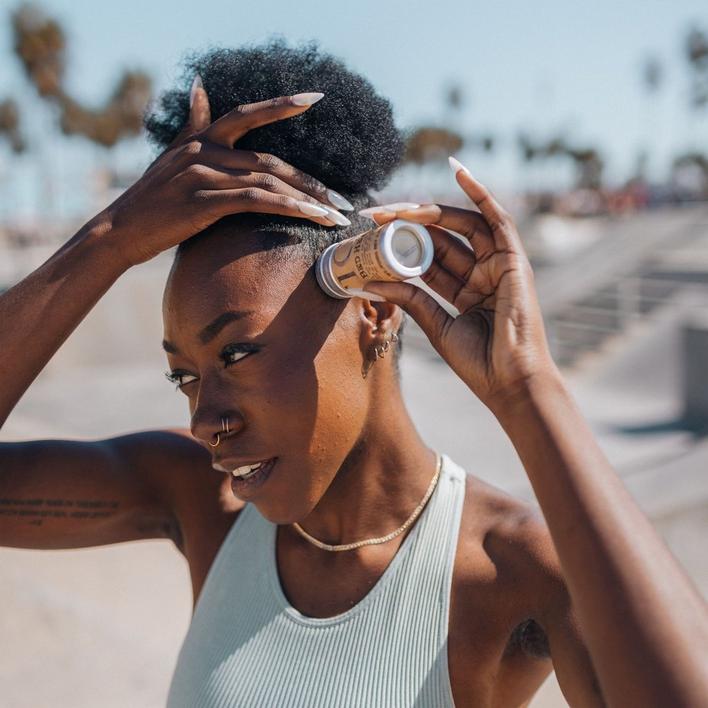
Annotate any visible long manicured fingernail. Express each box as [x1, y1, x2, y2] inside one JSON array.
[[320, 204, 351, 226], [297, 200, 330, 217], [326, 189, 354, 211], [292, 92, 325, 106], [190, 74, 203, 109], [358, 202, 421, 218], [448, 156, 471, 176]]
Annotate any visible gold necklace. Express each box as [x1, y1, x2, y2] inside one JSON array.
[[290, 452, 442, 552]]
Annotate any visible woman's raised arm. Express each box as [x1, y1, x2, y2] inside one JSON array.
[[360, 159, 708, 707], [0, 82, 353, 552], [0, 214, 128, 427], [0, 81, 347, 427]]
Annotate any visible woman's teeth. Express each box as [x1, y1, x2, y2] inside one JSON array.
[[231, 461, 265, 478]]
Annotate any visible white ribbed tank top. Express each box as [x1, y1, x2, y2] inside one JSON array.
[[167, 452, 466, 708]]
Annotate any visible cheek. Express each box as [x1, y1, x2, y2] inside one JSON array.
[[309, 339, 370, 452], [259, 337, 368, 449], [251, 339, 369, 521]]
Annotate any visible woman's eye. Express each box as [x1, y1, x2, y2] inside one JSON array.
[[224, 350, 250, 364], [163, 345, 258, 392], [222, 343, 259, 366], [164, 370, 197, 390]]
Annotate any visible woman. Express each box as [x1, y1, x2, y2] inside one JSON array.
[[1, 40, 706, 707]]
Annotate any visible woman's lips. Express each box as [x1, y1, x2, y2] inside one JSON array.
[[212, 456, 272, 474], [229, 457, 277, 494], [231, 460, 268, 478]]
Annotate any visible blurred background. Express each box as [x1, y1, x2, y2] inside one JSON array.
[[0, 1, 707, 706]]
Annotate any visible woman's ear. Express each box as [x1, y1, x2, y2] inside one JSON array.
[[356, 298, 403, 379], [359, 298, 402, 337]]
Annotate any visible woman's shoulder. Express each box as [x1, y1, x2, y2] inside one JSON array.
[[138, 427, 246, 547], [454, 471, 564, 601]]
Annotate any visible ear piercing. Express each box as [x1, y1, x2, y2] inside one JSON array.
[[375, 330, 399, 358], [363, 330, 400, 377], [375, 330, 400, 358]]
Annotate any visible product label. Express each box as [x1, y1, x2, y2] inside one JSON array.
[[330, 227, 398, 290]]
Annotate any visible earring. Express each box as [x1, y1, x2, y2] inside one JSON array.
[[361, 330, 400, 378], [361, 343, 380, 379]]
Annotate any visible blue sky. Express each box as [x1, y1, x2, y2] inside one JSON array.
[[0, 0, 707, 219]]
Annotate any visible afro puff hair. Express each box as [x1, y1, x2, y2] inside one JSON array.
[[144, 37, 406, 197]]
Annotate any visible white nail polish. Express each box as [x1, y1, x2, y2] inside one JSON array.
[[358, 207, 383, 219], [326, 189, 354, 211], [358, 202, 421, 217], [448, 156, 470, 176], [291, 92, 325, 106], [321, 205, 351, 226], [297, 201, 330, 217], [190, 74, 203, 109], [382, 202, 421, 211]]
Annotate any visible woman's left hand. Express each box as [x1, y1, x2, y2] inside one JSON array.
[[360, 158, 558, 413]]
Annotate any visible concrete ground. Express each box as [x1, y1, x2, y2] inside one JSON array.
[[1, 249, 706, 707]]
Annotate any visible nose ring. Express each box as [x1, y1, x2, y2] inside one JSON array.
[[208, 416, 230, 447]]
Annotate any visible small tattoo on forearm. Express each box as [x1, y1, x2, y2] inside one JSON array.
[[0, 497, 119, 527]]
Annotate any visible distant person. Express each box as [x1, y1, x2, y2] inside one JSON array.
[[1, 40, 706, 707]]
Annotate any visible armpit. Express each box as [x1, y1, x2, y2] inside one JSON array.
[[504, 618, 551, 659]]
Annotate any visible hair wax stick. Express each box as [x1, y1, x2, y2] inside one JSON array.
[[315, 220, 434, 302]]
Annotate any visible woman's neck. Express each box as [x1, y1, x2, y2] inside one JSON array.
[[292, 388, 437, 546]]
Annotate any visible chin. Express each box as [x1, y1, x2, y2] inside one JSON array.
[[249, 457, 335, 525], [252, 497, 313, 526]]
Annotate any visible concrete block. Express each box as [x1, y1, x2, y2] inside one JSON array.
[[682, 315, 708, 427]]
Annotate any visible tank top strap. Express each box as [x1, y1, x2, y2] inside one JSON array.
[[385, 451, 467, 644]]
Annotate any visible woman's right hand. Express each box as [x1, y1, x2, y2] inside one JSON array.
[[101, 80, 351, 267]]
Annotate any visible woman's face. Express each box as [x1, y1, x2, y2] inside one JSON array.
[[162, 230, 395, 523]]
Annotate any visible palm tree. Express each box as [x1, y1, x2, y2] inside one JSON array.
[[403, 126, 465, 166], [11, 3, 152, 147], [685, 26, 708, 111], [0, 99, 24, 153]]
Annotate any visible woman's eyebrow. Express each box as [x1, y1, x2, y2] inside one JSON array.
[[162, 310, 255, 354]]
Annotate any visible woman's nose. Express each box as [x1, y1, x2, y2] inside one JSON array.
[[190, 410, 244, 448]]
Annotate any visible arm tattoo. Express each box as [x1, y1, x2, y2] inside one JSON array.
[[0, 497, 119, 526]]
